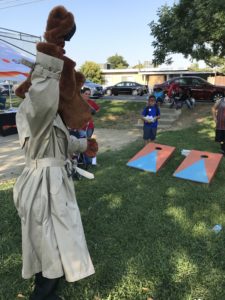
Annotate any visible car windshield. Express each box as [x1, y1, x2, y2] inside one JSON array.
[[168, 77, 208, 86]]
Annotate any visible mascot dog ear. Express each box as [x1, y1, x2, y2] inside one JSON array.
[[58, 56, 91, 129]]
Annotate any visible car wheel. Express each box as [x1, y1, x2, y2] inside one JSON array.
[[132, 90, 138, 96], [106, 89, 112, 96], [212, 92, 223, 102]]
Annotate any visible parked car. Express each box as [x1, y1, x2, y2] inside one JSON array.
[[153, 76, 225, 102], [105, 81, 149, 96], [82, 80, 103, 98]]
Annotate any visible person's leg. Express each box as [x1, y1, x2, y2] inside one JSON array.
[[176, 99, 183, 110], [190, 98, 195, 107], [215, 129, 225, 154], [149, 128, 157, 142], [169, 97, 175, 108], [29, 273, 62, 300], [83, 129, 94, 167], [86, 128, 94, 138], [220, 142, 225, 154], [185, 98, 192, 109], [143, 126, 151, 145], [150, 127, 157, 142], [84, 154, 92, 167]]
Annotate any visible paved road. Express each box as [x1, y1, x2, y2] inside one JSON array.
[[98, 94, 214, 103], [0, 134, 24, 181], [99, 95, 149, 102]]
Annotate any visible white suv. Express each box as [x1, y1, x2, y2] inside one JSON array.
[[82, 80, 103, 98]]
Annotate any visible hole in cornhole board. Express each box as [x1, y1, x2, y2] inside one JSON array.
[[201, 155, 208, 158]]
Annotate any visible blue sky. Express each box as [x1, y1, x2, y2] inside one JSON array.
[[0, 0, 194, 68]]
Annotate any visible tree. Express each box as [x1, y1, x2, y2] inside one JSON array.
[[206, 57, 225, 73], [149, 0, 225, 65], [79, 61, 104, 84], [107, 54, 129, 69], [188, 62, 212, 72], [133, 63, 144, 69]]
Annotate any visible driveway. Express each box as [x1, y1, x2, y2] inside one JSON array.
[[0, 128, 142, 182]]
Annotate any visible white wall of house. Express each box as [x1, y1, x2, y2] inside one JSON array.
[[101, 67, 220, 88], [102, 69, 147, 87]]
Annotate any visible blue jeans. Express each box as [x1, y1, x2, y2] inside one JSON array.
[[78, 129, 94, 165], [78, 128, 94, 138]]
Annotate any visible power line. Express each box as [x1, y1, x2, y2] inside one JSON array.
[[0, 0, 48, 10], [0, 0, 33, 6]]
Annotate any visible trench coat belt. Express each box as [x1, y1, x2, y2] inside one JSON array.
[[25, 158, 66, 169], [25, 158, 95, 179]]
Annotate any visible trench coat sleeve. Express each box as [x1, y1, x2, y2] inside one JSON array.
[[25, 51, 64, 138], [68, 135, 87, 155]]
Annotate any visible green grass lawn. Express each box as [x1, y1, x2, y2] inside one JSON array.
[[4, 97, 144, 129], [3, 96, 23, 109], [1, 106, 225, 299], [95, 99, 145, 129]]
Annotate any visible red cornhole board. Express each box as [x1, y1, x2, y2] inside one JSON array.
[[127, 143, 175, 173], [173, 150, 223, 183]]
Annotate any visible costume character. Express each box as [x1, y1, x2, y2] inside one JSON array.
[[13, 6, 97, 300]]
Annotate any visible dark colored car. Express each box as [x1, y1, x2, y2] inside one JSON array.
[[153, 76, 225, 102], [105, 81, 148, 96], [0, 84, 14, 96]]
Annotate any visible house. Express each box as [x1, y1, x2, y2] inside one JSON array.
[[100, 66, 223, 90]]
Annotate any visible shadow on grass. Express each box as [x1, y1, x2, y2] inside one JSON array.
[[1, 117, 225, 299]]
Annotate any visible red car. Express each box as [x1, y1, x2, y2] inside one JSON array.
[[153, 76, 225, 102]]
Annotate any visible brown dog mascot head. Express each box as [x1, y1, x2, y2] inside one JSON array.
[[15, 6, 91, 129]]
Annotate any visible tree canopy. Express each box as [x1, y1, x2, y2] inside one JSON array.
[[107, 54, 129, 69], [79, 61, 104, 84], [149, 0, 225, 66], [132, 63, 144, 69]]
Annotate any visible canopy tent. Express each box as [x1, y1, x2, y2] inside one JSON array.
[[0, 41, 33, 107], [0, 41, 33, 81]]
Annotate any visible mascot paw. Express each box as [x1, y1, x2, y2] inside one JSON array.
[[85, 138, 98, 158], [44, 5, 76, 46], [36, 42, 65, 59]]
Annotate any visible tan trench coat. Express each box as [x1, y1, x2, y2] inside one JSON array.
[[13, 52, 95, 282]]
